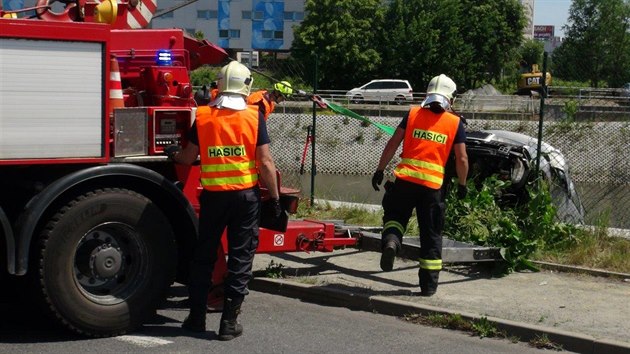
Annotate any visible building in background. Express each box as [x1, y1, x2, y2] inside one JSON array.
[[152, 0, 537, 55], [152, 0, 304, 56], [2, 0, 23, 10], [9, 0, 542, 58], [521, 0, 534, 39], [534, 25, 563, 52]]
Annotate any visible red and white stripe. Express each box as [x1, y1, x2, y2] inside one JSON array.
[[126, 0, 157, 29], [110, 67, 123, 100], [110, 57, 124, 112]]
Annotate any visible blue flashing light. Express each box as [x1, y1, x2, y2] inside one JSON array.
[[156, 49, 173, 66]]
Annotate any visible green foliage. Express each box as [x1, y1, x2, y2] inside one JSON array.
[[519, 39, 545, 69], [551, 0, 630, 87], [423, 313, 471, 330], [444, 176, 577, 273], [190, 66, 220, 87], [291, 0, 525, 92], [264, 260, 285, 279], [193, 30, 205, 40], [561, 99, 579, 121], [189, 65, 306, 94], [291, 0, 385, 90], [529, 334, 563, 351], [295, 201, 384, 226], [406, 313, 505, 340], [373, 0, 524, 91], [471, 317, 500, 338], [533, 211, 630, 274], [296, 176, 629, 273]]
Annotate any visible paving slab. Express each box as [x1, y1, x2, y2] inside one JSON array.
[[251, 248, 630, 354]]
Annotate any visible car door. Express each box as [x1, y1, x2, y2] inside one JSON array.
[[381, 81, 399, 101], [362, 81, 383, 101]]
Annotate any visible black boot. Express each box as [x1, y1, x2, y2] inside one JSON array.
[[419, 269, 439, 297], [380, 234, 400, 272], [182, 310, 207, 332], [218, 297, 244, 341], [182, 282, 209, 332]]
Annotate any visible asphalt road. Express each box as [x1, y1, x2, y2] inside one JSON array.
[[0, 285, 549, 354]]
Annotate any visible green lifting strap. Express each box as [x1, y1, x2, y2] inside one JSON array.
[[320, 99, 396, 136]]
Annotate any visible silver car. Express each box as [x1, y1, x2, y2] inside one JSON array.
[[346, 79, 414, 104]]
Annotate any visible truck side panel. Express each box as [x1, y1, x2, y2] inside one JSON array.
[[0, 19, 110, 164], [0, 38, 103, 159]]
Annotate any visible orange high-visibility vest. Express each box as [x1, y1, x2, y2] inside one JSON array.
[[247, 90, 275, 121], [196, 105, 260, 191], [394, 107, 460, 189]]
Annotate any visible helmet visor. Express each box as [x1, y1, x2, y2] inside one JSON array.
[[421, 93, 451, 110]]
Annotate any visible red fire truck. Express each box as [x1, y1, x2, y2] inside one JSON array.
[[0, 0, 356, 336]]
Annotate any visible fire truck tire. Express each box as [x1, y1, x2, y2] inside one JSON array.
[[33, 188, 176, 337]]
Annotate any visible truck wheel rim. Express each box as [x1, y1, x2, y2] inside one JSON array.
[[73, 222, 148, 304]]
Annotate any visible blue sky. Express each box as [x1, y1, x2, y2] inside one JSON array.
[[534, 0, 572, 37]]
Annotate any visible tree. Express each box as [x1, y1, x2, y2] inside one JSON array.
[[290, 0, 525, 92], [519, 39, 545, 69], [290, 0, 385, 89], [552, 0, 630, 87], [456, 0, 526, 89], [377, 0, 525, 91], [377, 0, 466, 91]]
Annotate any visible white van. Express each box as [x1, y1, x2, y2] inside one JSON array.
[[346, 79, 414, 104]]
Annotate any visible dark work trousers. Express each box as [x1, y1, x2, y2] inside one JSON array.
[[187, 187, 260, 314], [381, 178, 445, 292]]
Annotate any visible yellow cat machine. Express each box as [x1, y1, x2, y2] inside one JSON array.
[[516, 63, 552, 96]]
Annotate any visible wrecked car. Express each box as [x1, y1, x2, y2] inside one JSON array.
[[445, 129, 585, 224]]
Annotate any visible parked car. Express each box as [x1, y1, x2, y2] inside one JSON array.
[[444, 130, 585, 224], [345, 79, 413, 104]]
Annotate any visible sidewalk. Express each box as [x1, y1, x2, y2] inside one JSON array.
[[251, 247, 630, 354]]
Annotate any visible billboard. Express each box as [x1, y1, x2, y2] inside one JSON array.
[[534, 25, 555, 39]]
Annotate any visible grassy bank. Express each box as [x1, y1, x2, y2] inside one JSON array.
[[295, 181, 630, 275]]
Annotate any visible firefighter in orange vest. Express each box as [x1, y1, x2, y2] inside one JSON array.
[[371, 74, 469, 297], [166, 61, 281, 340], [247, 80, 293, 120]]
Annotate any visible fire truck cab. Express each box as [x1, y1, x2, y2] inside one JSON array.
[[0, 2, 355, 337]]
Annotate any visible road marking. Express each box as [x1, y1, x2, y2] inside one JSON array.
[[116, 335, 172, 347]]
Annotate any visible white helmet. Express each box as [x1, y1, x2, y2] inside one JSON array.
[[422, 74, 457, 110], [216, 61, 253, 97]]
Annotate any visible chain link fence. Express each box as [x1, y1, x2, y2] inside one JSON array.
[[221, 53, 630, 229]]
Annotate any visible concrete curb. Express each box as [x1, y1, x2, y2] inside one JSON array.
[[249, 277, 630, 354]]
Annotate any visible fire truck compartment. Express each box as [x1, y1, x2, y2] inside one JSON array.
[[0, 35, 105, 160]]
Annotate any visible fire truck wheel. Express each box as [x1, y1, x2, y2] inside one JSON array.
[[33, 188, 176, 337]]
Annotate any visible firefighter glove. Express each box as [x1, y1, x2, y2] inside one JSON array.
[[372, 170, 384, 191], [457, 184, 468, 200], [271, 198, 282, 218], [164, 145, 181, 161]]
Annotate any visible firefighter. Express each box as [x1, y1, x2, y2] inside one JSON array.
[[166, 61, 281, 340], [247, 80, 293, 120], [371, 74, 469, 297]]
